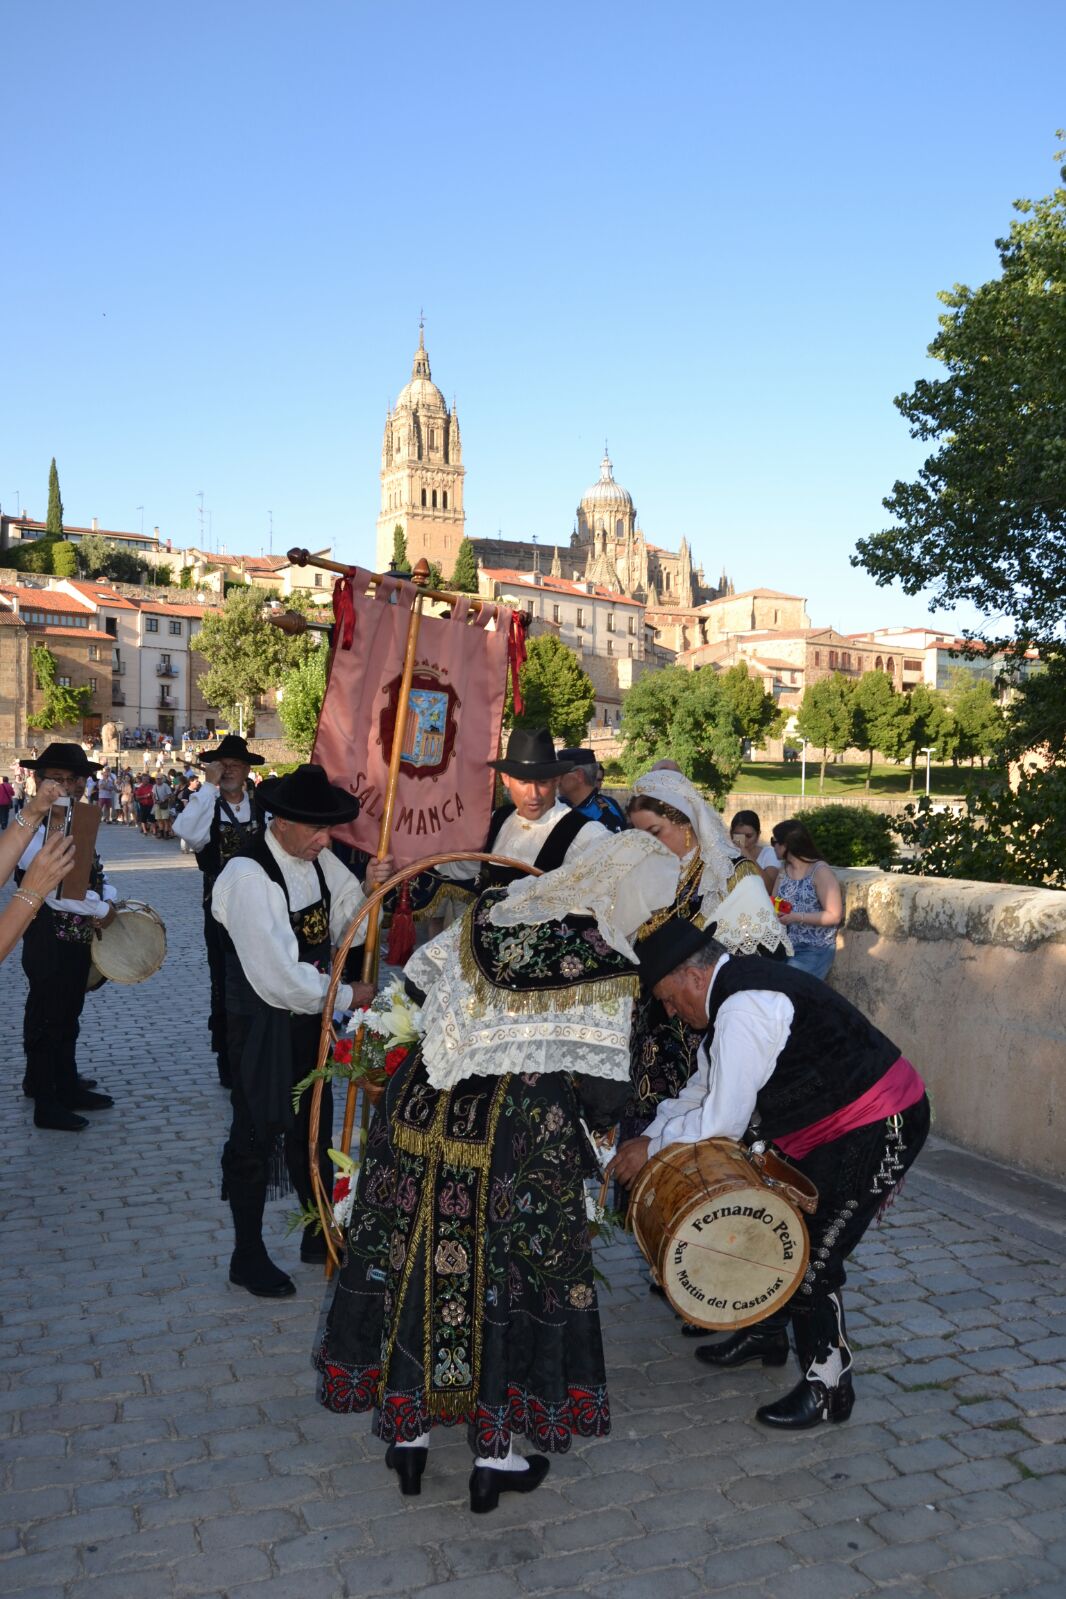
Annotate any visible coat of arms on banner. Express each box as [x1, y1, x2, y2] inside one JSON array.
[[378, 667, 460, 780]]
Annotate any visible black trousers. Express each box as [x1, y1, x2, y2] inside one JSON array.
[[203, 903, 229, 1069], [221, 1010, 333, 1210], [22, 915, 92, 1103]]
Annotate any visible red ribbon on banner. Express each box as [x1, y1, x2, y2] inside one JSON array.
[[332, 569, 358, 651], [509, 611, 528, 714]]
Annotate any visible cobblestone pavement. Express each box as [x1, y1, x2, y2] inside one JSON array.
[[1, 823, 1064, 1599]]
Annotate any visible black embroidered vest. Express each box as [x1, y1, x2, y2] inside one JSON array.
[[196, 789, 260, 893], [706, 957, 901, 1140], [478, 804, 592, 890]]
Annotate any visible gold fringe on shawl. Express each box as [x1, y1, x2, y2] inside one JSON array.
[[459, 912, 640, 1016]]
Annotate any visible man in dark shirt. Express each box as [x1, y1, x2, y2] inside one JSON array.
[[557, 747, 628, 834]]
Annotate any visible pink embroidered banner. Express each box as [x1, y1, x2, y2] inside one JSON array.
[[312, 573, 513, 867]]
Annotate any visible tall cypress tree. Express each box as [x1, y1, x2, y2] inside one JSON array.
[[391, 524, 411, 574], [46, 458, 64, 538], [449, 537, 479, 593]]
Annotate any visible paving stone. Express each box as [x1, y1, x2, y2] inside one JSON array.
[[338, 1547, 441, 1594]]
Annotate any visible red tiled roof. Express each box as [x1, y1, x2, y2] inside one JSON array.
[[9, 517, 157, 544], [0, 612, 27, 626], [5, 589, 95, 614], [137, 602, 209, 618], [27, 625, 115, 641], [750, 656, 803, 671], [64, 581, 139, 611], [480, 568, 643, 607]]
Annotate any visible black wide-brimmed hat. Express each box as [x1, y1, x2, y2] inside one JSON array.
[[636, 914, 720, 990], [199, 734, 265, 766], [489, 728, 576, 780], [557, 746, 597, 768], [21, 741, 101, 776], [256, 763, 360, 826]]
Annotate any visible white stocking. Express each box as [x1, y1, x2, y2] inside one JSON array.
[[480, 1440, 529, 1473]]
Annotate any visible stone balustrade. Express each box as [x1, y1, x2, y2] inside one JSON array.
[[831, 869, 1066, 1182]]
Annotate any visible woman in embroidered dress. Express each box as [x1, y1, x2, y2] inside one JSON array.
[[314, 832, 679, 1513], [621, 770, 790, 1150]]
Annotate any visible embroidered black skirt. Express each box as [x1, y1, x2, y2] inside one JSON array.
[[314, 1052, 611, 1458]]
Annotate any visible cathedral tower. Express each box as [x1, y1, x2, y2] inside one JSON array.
[[376, 326, 465, 572]]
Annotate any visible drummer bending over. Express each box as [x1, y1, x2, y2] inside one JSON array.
[[210, 764, 393, 1300], [13, 742, 121, 1132], [610, 920, 929, 1429]]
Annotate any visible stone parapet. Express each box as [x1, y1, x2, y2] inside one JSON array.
[[831, 869, 1065, 1181]]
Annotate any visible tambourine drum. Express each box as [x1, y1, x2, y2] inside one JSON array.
[[630, 1138, 818, 1331], [89, 901, 167, 986]]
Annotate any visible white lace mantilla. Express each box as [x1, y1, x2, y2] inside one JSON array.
[[405, 918, 634, 1093]]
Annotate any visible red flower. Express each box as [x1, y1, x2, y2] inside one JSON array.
[[384, 1045, 409, 1076], [333, 1174, 351, 1204], [333, 1037, 354, 1065], [773, 898, 793, 916]]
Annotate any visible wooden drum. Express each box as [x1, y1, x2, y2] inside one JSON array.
[[630, 1138, 818, 1331], [89, 901, 167, 986]]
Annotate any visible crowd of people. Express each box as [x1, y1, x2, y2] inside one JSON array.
[[2, 722, 926, 1515]]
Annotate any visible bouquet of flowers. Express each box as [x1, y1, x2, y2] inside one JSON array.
[[773, 896, 793, 917], [292, 978, 424, 1113], [289, 1147, 358, 1242]]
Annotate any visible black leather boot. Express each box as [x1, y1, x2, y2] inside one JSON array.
[[33, 1098, 88, 1132], [385, 1443, 428, 1496], [695, 1324, 790, 1368], [224, 1152, 295, 1299], [756, 1371, 855, 1428]]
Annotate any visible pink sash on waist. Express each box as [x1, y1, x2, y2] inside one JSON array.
[[774, 1057, 926, 1161]]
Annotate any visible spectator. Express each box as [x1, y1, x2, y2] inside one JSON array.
[[11, 775, 26, 817], [119, 772, 136, 826], [135, 773, 156, 835], [768, 820, 843, 981], [0, 777, 13, 831], [152, 774, 175, 839], [729, 809, 778, 873], [97, 767, 116, 824]]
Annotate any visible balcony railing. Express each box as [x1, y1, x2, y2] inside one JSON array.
[[112, 660, 126, 676], [111, 691, 126, 706], [156, 663, 179, 678], [157, 692, 175, 708]]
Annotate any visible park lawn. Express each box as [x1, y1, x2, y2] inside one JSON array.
[[734, 761, 991, 797]]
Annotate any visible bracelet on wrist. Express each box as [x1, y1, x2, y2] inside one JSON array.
[[12, 889, 43, 913]]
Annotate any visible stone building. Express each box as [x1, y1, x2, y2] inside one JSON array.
[[679, 625, 907, 710], [0, 583, 110, 742], [375, 328, 465, 572]]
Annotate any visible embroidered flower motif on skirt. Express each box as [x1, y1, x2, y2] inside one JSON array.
[[315, 1358, 381, 1414]]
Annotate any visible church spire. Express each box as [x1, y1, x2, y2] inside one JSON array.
[[412, 314, 431, 381]]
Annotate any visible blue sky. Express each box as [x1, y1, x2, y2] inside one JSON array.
[[3, 0, 1063, 635]]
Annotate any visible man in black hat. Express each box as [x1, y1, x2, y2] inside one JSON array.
[[609, 920, 930, 1430], [173, 734, 265, 1087], [13, 743, 120, 1131], [557, 747, 628, 834], [211, 764, 393, 1299]]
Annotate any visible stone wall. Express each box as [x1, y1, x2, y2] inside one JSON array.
[[830, 869, 1066, 1182]]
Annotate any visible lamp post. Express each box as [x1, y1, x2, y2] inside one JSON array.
[[920, 746, 935, 797], [800, 738, 809, 801]]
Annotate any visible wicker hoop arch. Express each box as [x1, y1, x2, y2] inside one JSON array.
[[308, 851, 542, 1268]]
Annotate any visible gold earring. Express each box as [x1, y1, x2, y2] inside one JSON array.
[[685, 826, 694, 850]]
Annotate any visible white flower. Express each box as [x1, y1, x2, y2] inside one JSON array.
[[333, 1190, 356, 1229], [585, 1190, 606, 1226]]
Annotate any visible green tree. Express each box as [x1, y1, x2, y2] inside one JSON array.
[[27, 643, 92, 731], [879, 683, 950, 790], [853, 142, 1066, 652], [795, 674, 855, 790], [195, 586, 314, 732], [449, 537, 479, 593], [391, 525, 411, 575], [278, 644, 328, 756], [510, 634, 595, 745], [46, 458, 64, 539], [893, 770, 1066, 888], [717, 661, 785, 749], [850, 670, 899, 788], [51, 540, 78, 577], [619, 665, 744, 801], [942, 674, 1005, 766]]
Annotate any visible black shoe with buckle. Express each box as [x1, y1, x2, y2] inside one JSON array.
[[385, 1442, 427, 1496], [695, 1326, 790, 1368], [756, 1372, 855, 1429], [469, 1455, 550, 1514]]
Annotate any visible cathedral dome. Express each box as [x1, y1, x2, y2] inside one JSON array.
[[395, 329, 447, 413], [582, 454, 633, 509]]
